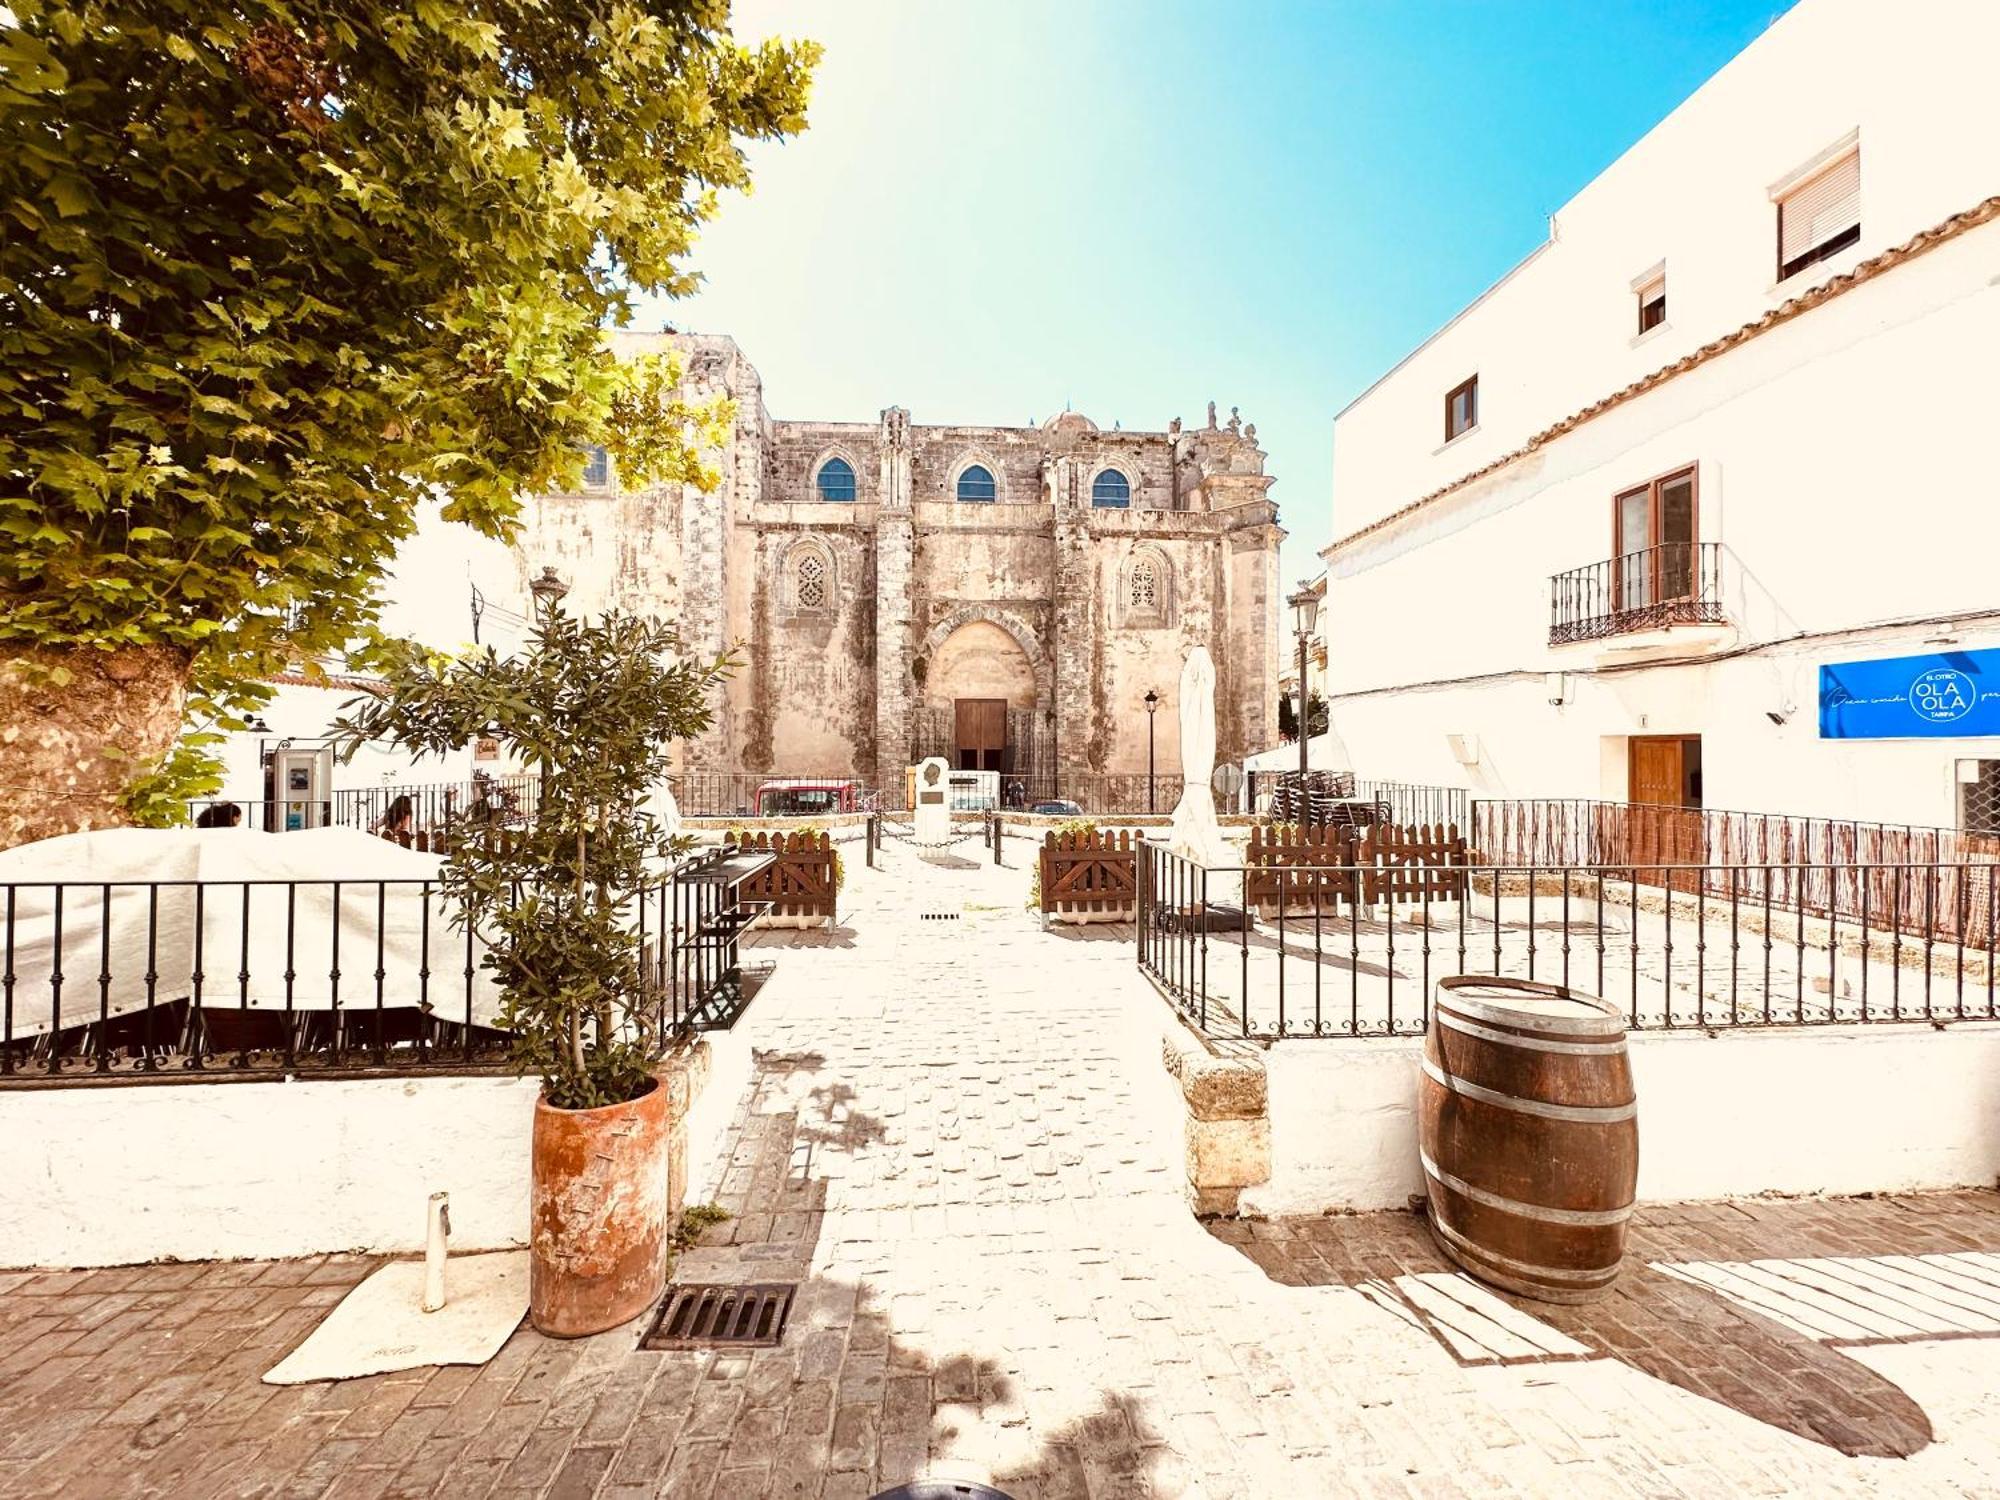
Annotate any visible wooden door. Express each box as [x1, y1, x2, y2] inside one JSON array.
[[1613, 468, 1696, 614], [1627, 736, 1702, 888], [954, 698, 1007, 772]]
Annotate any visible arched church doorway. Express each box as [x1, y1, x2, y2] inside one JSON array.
[[924, 619, 1037, 773]]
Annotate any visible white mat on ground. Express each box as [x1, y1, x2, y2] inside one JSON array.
[[262, 1250, 529, 1384]]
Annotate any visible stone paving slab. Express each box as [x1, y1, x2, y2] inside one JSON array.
[[2, 848, 1998, 1498]]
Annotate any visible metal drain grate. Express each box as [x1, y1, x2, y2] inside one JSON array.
[[640, 1283, 795, 1350], [919, 911, 961, 922]]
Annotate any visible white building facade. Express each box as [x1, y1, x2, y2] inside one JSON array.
[[1320, 0, 2000, 835]]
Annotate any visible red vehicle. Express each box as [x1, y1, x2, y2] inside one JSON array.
[[754, 779, 864, 817]]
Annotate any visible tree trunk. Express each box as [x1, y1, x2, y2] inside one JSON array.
[[0, 644, 193, 850]]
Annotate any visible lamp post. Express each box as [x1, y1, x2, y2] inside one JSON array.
[[1143, 689, 1160, 813], [1287, 581, 1320, 788], [528, 565, 569, 619]]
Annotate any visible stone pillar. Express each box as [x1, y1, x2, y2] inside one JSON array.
[[872, 407, 915, 784], [1161, 1027, 1270, 1216], [676, 347, 757, 770], [1180, 422, 1282, 767], [1226, 522, 1285, 764], [1049, 457, 1097, 782]]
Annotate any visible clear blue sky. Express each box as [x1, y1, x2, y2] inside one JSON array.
[[635, 0, 1799, 587]]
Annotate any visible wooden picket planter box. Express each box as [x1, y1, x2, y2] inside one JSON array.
[[1246, 822, 1469, 917], [1040, 828, 1137, 924], [730, 830, 837, 927]]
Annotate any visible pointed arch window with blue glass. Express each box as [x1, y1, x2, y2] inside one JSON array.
[[1092, 469, 1131, 508], [815, 457, 857, 502], [957, 464, 996, 503]]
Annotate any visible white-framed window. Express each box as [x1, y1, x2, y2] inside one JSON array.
[[1775, 140, 1860, 282]]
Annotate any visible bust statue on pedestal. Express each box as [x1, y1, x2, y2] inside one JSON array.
[[912, 757, 952, 845]]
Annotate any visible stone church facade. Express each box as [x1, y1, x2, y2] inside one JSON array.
[[513, 333, 1284, 790]]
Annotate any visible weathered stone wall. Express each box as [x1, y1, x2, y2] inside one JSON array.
[[745, 521, 877, 775], [508, 337, 1284, 788]]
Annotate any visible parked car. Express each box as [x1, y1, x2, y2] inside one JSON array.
[[1030, 799, 1084, 817], [754, 779, 863, 817]]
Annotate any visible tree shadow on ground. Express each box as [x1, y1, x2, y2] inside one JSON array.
[[1207, 1204, 1976, 1459], [1043, 922, 1135, 944], [748, 925, 861, 951], [663, 1040, 1178, 1497]]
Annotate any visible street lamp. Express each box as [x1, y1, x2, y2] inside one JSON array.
[[1143, 689, 1161, 813], [1287, 581, 1321, 787], [528, 565, 569, 619]]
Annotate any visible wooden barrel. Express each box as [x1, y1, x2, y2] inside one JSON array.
[[1419, 977, 1638, 1303]]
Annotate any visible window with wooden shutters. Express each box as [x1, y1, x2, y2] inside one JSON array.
[[1444, 376, 1478, 442], [1777, 148, 1860, 280], [1637, 274, 1666, 334]]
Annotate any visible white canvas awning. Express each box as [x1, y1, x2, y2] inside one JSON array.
[[1242, 726, 1353, 775], [0, 828, 503, 1038]]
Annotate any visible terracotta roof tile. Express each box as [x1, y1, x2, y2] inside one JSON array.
[[1324, 194, 2000, 558]]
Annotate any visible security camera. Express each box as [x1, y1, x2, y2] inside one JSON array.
[[1765, 709, 1788, 726]]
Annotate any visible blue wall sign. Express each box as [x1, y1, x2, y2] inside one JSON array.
[[1819, 648, 2000, 739]]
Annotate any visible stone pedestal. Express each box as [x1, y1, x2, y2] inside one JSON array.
[[1160, 1027, 1270, 1217], [912, 757, 952, 844]]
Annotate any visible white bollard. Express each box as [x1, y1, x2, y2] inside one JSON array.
[[422, 1192, 450, 1313]]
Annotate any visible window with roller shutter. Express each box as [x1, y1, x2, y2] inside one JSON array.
[[1776, 146, 1860, 281]]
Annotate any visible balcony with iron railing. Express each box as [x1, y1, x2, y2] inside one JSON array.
[[1549, 541, 1728, 647]]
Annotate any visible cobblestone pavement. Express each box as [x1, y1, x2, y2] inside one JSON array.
[[3, 843, 1999, 1498]]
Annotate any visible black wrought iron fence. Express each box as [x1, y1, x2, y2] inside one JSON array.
[[1472, 798, 1999, 945], [1549, 541, 1726, 645], [672, 771, 880, 819], [669, 769, 1192, 818], [332, 777, 542, 835], [998, 773, 1186, 815], [0, 864, 741, 1083], [1242, 774, 1467, 830], [187, 776, 542, 837], [1360, 780, 1470, 829], [1136, 843, 1997, 1042]]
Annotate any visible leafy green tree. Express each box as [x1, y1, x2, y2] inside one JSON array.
[[336, 609, 731, 1108], [1277, 692, 1328, 741], [0, 0, 817, 846]]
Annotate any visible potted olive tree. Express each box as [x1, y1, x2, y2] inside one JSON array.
[[337, 608, 731, 1337]]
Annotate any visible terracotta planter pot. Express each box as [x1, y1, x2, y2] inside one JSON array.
[[529, 1077, 670, 1337]]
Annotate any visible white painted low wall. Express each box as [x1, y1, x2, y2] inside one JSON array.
[[0, 1075, 541, 1270], [683, 1026, 755, 1205], [1243, 1022, 2000, 1216]]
